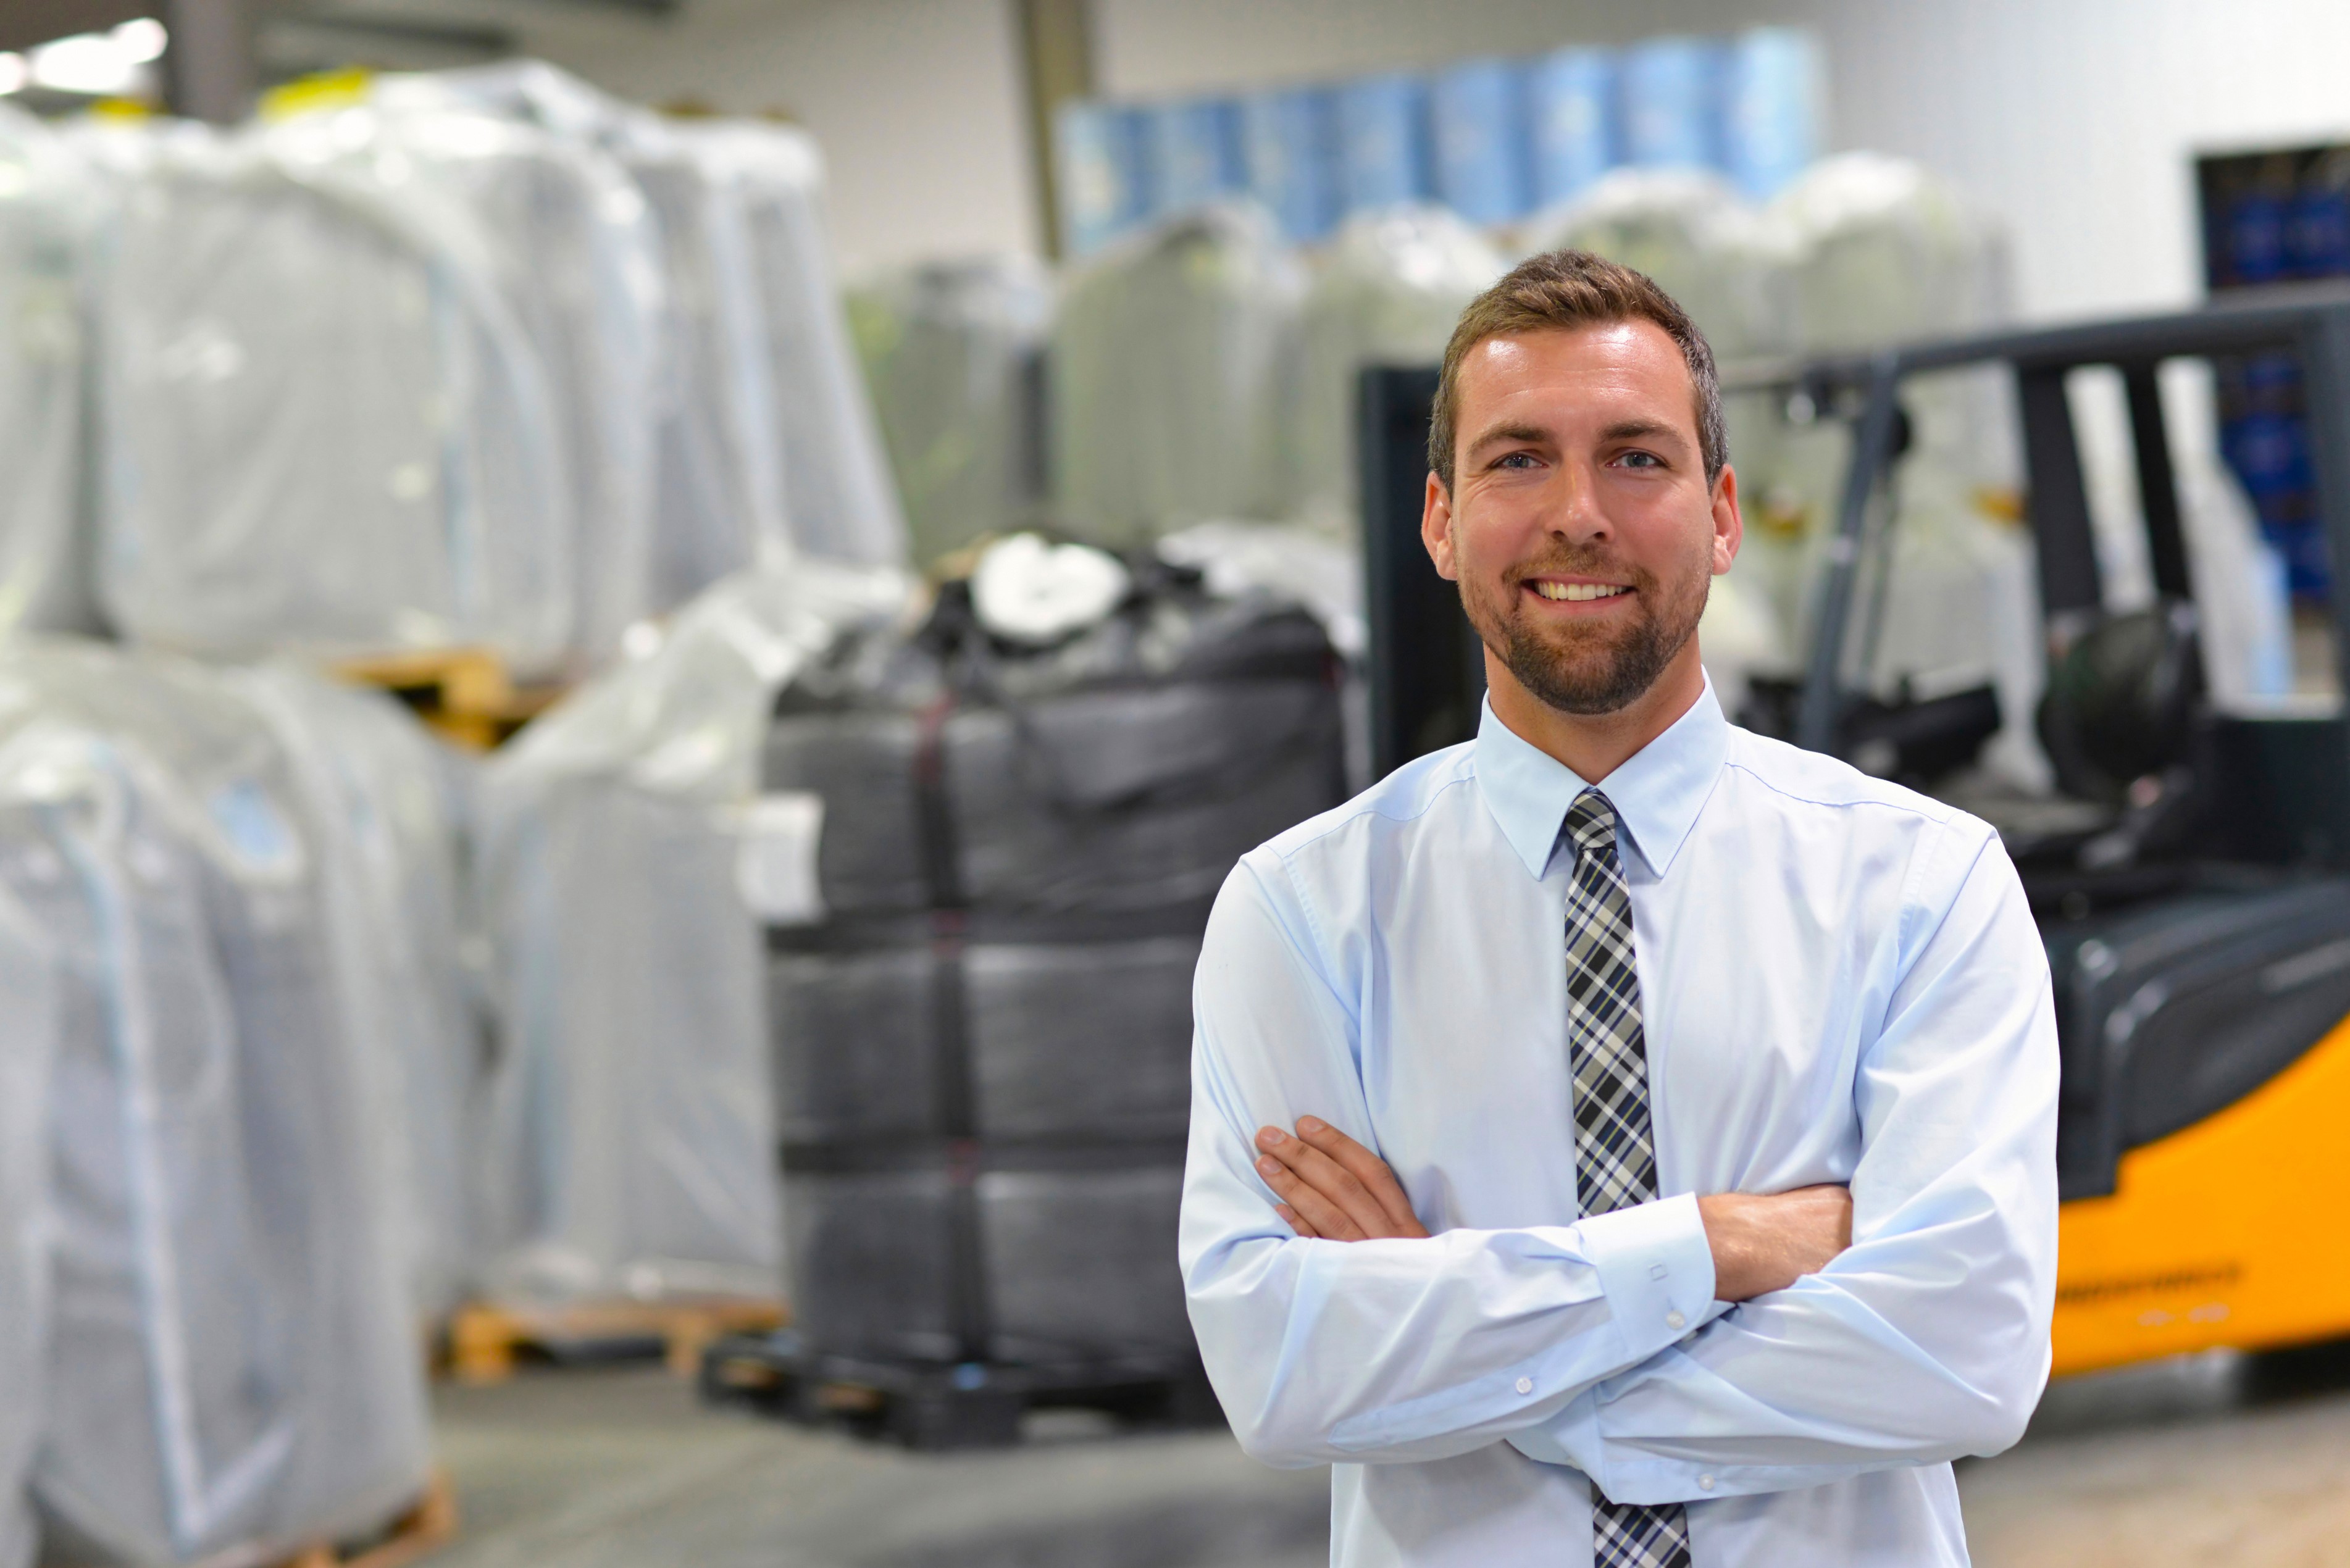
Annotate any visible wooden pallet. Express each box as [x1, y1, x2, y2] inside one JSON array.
[[276, 1469, 458, 1568], [448, 1297, 788, 1385], [333, 648, 567, 750], [701, 1331, 1222, 1451]]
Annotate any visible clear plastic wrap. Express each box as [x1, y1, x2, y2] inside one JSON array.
[[0, 642, 429, 1566], [86, 115, 576, 670], [1769, 151, 2010, 354], [1295, 204, 1501, 540], [230, 664, 480, 1319], [377, 62, 793, 609], [1049, 201, 1305, 544], [337, 101, 667, 657], [0, 106, 94, 636], [848, 256, 1053, 570], [476, 562, 911, 1306], [679, 122, 909, 569], [0, 885, 52, 1568]]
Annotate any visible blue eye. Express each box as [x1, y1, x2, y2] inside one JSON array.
[[1616, 451, 1663, 469], [1495, 451, 1538, 469]]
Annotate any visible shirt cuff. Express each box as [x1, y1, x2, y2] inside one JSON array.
[[1579, 1191, 1716, 1360]]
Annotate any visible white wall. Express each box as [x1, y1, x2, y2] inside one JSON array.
[[482, 0, 2335, 322]]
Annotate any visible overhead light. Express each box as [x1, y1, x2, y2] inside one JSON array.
[[28, 18, 168, 98], [113, 19, 169, 65], [0, 54, 25, 98]]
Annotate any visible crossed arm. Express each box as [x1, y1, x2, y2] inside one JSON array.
[[1254, 1114, 1854, 1303], [1180, 841, 2060, 1499]]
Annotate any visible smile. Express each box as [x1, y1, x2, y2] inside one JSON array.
[[1528, 582, 1631, 603]]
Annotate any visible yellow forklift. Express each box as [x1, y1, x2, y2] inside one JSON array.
[[1358, 288, 2350, 1377]]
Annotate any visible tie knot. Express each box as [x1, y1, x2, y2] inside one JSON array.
[[1563, 788, 1620, 864]]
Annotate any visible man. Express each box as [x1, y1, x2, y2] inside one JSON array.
[[1179, 251, 2057, 1567]]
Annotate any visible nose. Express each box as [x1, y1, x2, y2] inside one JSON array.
[[1543, 459, 1612, 544]]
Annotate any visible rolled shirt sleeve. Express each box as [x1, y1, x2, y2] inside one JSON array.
[[1181, 856, 1718, 1469], [1511, 822, 2061, 1501]]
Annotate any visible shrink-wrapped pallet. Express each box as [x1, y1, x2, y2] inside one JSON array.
[[0, 886, 52, 1568], [0, 106, 93, 636], [378, 62, 795, 606], [1294, 204, 1500, 540], [1050, 202, 1305, 544], [683, 121, 908, 569], [849, 256, 1052, 569], [0, 643, 429, 1566], [326, 101, 667, 657], [230, 665, 480, 1318], [475, 562, 910, 1306], [86, 116, 576, 669], [761, 543, 1345, 1367]]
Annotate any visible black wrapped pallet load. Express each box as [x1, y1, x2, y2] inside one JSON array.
[[763, 569, 1344, 1377]]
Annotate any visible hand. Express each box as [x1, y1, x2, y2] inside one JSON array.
[[1697, 1185, 1853, 1301], [1253, 1117, 1429, 1241]]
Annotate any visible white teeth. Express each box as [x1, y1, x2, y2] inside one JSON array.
[[1531, 581, 1629, 602]]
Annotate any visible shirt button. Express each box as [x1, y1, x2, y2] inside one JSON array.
[[1666, 1311, 1686, 1330], [1516, 1377, 1534, 1395], [1699, 1475, 1716, 1491]]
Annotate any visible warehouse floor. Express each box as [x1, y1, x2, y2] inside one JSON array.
[[423, 1347, 2350, 1568]]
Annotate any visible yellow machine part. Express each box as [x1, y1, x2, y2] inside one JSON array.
[[2052, 1008, 2350, 1376]]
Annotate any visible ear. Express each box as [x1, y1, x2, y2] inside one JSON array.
[[1709, 462, 1743, 576], [1421, 472, 1458, 581]]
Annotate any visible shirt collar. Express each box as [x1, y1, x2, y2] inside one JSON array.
[[1473, 676, 1730, 881]]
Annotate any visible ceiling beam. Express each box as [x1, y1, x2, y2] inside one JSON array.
[[0, 0, 152, 55]]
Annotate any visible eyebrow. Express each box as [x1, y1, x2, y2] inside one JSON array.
[[1465, 421, 1552, 457], [1596, 419, 1686, 448]]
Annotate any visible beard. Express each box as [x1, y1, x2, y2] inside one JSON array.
[[1458, 539, 1711, 716]]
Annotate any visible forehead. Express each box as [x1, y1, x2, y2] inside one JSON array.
[[1456, 319, 1696, 434]]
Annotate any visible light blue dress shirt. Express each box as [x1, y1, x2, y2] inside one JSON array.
[[1181, 682, 2059, 1567]]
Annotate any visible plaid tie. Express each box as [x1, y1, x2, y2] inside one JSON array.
[[1562, 790, 1693, 1568]]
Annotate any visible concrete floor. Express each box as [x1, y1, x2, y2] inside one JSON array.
[[423, 1348, 2350, 1567]]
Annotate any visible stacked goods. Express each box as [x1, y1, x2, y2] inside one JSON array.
[[332, 101, 668, 658], [475, 562, 910, 1307], [1294, 204, 1502, 540], [0, 106, 93, 637], [850, 256, 1054, 569], [85, 116, 578, 669], [0, 644, 431, 1565], [689, 120, 908, 570], [87, 59, 905, 673], [1050, 202, 1305, 545], [760, 540, 1345, 1369], [0, 888, 51, 1568], [1770, 151, 2009, 355], [231, 666, 480, 1319], [375, 64, 803, 599]]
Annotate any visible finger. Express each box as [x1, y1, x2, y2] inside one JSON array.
[[1295, 1117, 1428, 1238], [1255, 1151, 1365, 1240], [1257, 1127, 1390, 1238], [1273, 1203, 1321, 1239]]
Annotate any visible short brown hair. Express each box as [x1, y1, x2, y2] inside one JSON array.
[[1428, 248, 1726, 491]]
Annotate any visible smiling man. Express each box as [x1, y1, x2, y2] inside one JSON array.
[[1179, 251, 2059, 1567]]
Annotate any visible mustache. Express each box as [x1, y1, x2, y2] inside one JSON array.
[[1500, 549, 1656, 590]]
